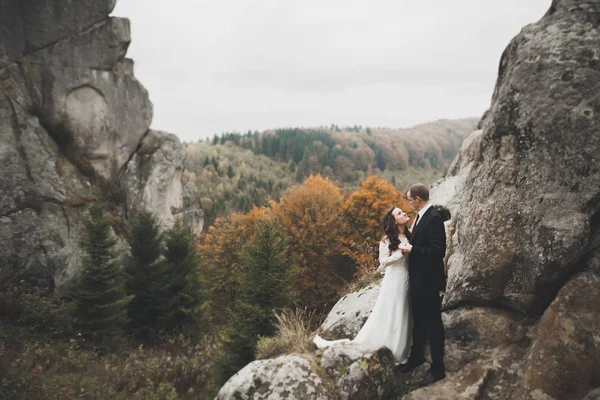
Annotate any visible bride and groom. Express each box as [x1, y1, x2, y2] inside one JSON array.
[[314, 183, 447, 387]]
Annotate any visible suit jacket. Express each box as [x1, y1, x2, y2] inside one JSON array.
[[408, 206, 447, 294]]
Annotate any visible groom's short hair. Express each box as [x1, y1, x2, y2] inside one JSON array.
[[408, 183, 429, 201]]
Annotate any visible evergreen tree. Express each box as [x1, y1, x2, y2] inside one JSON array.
[[125, 210, 164, 342], [161, 219, 204, 336], [203, 156, 210, 167], [240, 217, 295, 315], [213, 216, 295, 386], [73, 203, 132, 351], [376, 149, 387, 171], [227, 165, 235, 179]]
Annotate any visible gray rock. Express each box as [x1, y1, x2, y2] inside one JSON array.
[[442, 0, 600, 315], [21, 0, 114, 52], [215, 354, 330, 400], [0, 1, 201, 288], [181, 177, 204, 236], [320, 343, 396, 400], [0, 93, 93, 285], [512, 272, 600, 400], [26, 17, 131, 70], [430, 129, 482, 217], [584, 388, 600, 400], [319, 282, 380, 339], [122, 130, 185, 230], [20, 61, 152, 180], [442, 306, 531, 373], [0, 1, 25, 61]]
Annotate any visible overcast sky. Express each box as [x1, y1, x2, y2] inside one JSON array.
[[112, 0, 550, 142]]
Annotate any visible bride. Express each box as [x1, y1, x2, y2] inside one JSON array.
[[314, 206, 412, 365]]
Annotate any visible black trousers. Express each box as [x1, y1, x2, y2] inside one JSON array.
[[409, 291, 445, 375]]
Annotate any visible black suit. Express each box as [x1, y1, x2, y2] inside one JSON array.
[[407, 205, 446, 376]]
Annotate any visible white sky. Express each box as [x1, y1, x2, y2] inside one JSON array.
[[112, 0, 550, 142]]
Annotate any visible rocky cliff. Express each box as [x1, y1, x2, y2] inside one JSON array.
[[0, 0, 202, 288], [216, 1, 600, 399]]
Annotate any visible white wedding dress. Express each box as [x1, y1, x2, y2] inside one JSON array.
[[314, 237, 412, 365]]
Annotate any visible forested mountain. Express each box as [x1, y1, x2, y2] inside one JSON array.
[[184, 118, 478, 228]]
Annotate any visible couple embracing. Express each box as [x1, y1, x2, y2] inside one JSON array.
[[314, 183, 447, 387]]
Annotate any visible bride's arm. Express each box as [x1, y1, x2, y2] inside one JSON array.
[[377, 240, 403, 273]]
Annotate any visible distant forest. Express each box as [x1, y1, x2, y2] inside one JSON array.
[[184, 118, 478, 228]]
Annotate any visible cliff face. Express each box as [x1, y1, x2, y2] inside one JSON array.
[[0, 0, 201, 287], [443, 0, 600, 316], [217, 1, 600, 399]]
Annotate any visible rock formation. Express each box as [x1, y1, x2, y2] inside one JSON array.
[[442, 0, 600, 316], [0, 0, 201, 288], [217, 1, 600, 399]]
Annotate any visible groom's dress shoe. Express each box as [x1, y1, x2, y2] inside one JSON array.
[[418, 370, 445, 387], [398, 358, 425, 373]]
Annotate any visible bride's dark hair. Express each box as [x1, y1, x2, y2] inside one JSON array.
[[382, 206, 409, 254]]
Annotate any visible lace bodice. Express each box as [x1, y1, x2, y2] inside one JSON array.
[[378, 237, 408, 271]]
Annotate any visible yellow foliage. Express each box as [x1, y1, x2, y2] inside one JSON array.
[[340, 176, 414, 279], [272, 175, 352, 310], [198, 206, 269, 326]]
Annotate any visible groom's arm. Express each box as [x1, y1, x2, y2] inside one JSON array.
[[410, 215, 446, 260]]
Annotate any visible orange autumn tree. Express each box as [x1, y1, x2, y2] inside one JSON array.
[[271, 174, 352, 311], [198, 206, 268, 327], [340, 176, 414, 278]]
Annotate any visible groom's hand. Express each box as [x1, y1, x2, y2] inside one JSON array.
[[399, 243, 412, 254]]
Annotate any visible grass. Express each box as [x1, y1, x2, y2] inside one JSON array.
[[255, 308, 322, 360]]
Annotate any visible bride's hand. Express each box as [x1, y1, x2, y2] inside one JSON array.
[[399, 243, 412, 254]]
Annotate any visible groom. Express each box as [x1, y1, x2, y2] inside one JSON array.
[[398, 183, 446, 387]]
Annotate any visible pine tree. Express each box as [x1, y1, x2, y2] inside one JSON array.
[[241, 217, 295, 317], [213, 216, 295, 386], [125, 210, 164, 342], [161, 219, 204, 336], [73, 203, 132, 351], [376, 149, 386, 171]]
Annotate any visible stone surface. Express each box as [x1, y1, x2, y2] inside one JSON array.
[[20, 61, 153, 180], [442, 306, 531, 373], [0, 1, 25, 61], [442, 0, 600, 315], [123, 130, 185, 229], [21, 0, 115, 52], [215, 354, 330, 400], [584, 388, 600, 400], [318, 282, 380, 339], [26, 17, 131, 70], [512, 272, 600, 400], [430, 129, 482, 217], [320, 343, 396, 400]]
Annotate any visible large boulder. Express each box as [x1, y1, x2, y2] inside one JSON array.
[[320, 343, 397, 400], [318, 282, 380, 339], [442, 306, 531, 373], [215, 354, 330, 400], [511, 271, 600, 400], [443, 0, 600, 315]]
